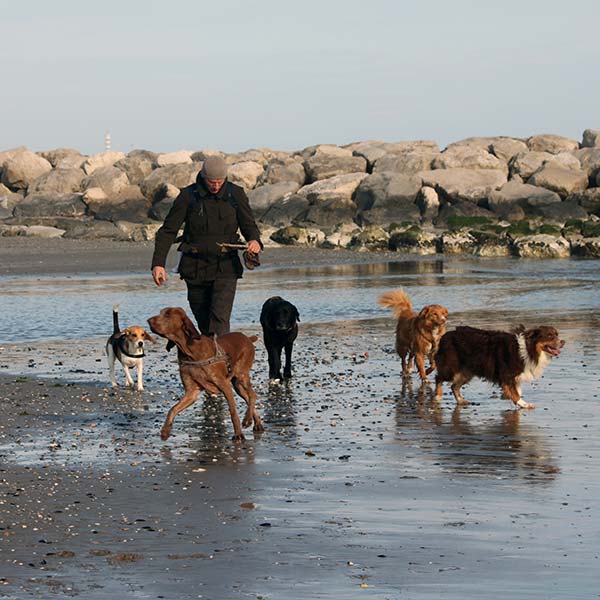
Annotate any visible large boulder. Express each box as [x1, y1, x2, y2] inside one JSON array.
[[154, 150, 193, 167], [39, 148, 84, 168], [351, 143, 389, 170], [440, 231, 478, 255], [571, 237, 600, 258], [21, 225, 66, 239], [434, 201, 496, 228], [259, 194, 310, 227], [488, 180, 561, 217], [84, 184, 151, 222], [227, 161, 264, 190], [297, 172, 367, 203], [416, 186, 440, 220], [572, 147, 600, 179], [432, 146, 506, 171], [270, 225, 325, 246], [419, 168, 507, 203], [544, 152, 581, 171], [63, 221, 129, 240], [303, 154, 367, 182], [0, 184, 23, 219], [227, 148, 272, 166], [471, 232, 512, 257], [247, 181, 301, 213], [83, 166, 130, 197], [1, 150, 53, 191], [349, 226, 390, 251], [531, 201, 589, 223], [489, 138, 528, 162], [566, 188, 600, 215], [582, 129, 600, 148], [512, 234, 570, 258], [127, 149, 158, 162], [257, 157, 306, 186], [299, 197, 357, 227], [0, 146, 26, 167], [354, 172, 421, 225], [14, 193, 87, 218], [82, 151, 126, 175], [444, 136, 501, 152], [191, 149, 225, 162], [527, 165, 588, 198], [140, 163, 200, 202], [114, 155, 154, 184], [296, 144, 353, 160], [382, 140, 439, 154], [27, 168, 85, 195], [527, 134, 579, 154], [321, 223, 361, 248], [373, 151, 438, 175], [389, 226, 438, 255], [509, 151, 555, 179]]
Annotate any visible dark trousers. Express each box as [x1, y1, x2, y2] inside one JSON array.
[[186, 277, 238, 336]]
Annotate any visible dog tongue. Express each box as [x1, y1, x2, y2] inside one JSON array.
[[546, 347, 561, 356]]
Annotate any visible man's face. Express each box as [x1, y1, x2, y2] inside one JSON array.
[[205, 178, 225, 194]]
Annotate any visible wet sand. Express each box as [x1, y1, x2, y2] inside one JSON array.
[[0, 240, 599, 599]]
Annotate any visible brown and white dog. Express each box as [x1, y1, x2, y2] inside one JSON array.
[[434, 325, 565, 408], [379, 290, 449, 382], [106, 304, 156, 391]]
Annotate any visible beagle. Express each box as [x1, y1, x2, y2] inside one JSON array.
[[106, 304, 156, 391]]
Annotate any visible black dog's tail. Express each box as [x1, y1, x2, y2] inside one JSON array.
[[113, 304, 120, 335]]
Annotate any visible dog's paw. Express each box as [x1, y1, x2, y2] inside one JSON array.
[[268, 378, 282, 386], [136, 386, 144, 392], [517, 399, 535, 409], [253, 422, 265, 433], [232, 433, 246, 443]]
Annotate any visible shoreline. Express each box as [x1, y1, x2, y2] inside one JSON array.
[[0, 237, 411, 277]]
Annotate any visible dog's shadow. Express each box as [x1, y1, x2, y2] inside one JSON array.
[[394, 378, 559, 482], [160, 394, 260, 465]]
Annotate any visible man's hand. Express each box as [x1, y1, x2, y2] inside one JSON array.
[[152, 266, 167, 286], [247, 240, 261, 254]]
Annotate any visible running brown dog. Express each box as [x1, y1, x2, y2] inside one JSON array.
[[147, 306, 263, 441], [379, 289, 449, 382]]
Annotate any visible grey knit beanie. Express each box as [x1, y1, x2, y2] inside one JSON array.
[[201, 156, 228, 180]]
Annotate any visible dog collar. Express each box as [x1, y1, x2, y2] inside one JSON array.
[[119, 338, 145, 358]]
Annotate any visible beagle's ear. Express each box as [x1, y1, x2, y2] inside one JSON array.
[[114, 328, 129, 339], [143, 331, 158, 344]]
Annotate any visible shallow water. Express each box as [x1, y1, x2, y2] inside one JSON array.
[[1, 256, 599, 599]]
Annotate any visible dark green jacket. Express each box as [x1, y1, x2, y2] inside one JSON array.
[[151, 175, 262, 281]]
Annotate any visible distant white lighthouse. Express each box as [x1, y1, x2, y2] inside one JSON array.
[[105, 131, 111, 151]]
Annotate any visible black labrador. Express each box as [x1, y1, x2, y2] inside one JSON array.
[[260, 296, 300, 382]]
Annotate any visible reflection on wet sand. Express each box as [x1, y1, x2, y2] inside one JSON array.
[[393, 379, 559, 482]]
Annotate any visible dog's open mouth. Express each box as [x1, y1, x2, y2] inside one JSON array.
[[543, 344, 562, 356]]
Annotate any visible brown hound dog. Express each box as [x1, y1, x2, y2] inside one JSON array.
[[147, 307, 264, 442], [379, 290, 448, 383]]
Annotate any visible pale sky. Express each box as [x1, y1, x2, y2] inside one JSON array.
[[1, 0, 598, 154]]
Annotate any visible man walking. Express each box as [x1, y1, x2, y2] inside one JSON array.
[[151, 156, 262, 335]]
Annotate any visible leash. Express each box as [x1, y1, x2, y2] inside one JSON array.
[[178, 336, 231, 371]]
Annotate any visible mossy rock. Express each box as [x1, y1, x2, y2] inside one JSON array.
[[446, 215, 492, 230], [538, 224, 561, 236], [582, 221, 600, 238], [564, 219, 584, 231], [479, 223, 507, 234], [506, 219, 535, 236]]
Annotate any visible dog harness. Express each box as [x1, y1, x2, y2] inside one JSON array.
[[178, 336, 231, 372]]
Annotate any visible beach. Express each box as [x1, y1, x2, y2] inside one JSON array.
[[0, 239, 599, 599]]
